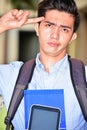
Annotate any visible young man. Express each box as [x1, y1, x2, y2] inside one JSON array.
[[0, 0, 87, 130]]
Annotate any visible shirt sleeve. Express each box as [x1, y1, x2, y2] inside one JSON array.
[[0, 61, 30, 130], [85, 66, 87, 82], [0, 61, 23, 109]]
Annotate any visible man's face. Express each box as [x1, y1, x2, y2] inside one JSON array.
[[35, 10, 77, 58]]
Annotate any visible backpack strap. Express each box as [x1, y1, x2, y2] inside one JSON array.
[[69, 56, 87, 121], [4, 59, 35, 130]]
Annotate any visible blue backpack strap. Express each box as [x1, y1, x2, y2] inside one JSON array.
[[4, 59, 35, 130], [69, 56, 87, 121]]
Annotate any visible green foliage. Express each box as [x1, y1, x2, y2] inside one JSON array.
[[0, 105, 7, 130], [10, 0, 39, 10]]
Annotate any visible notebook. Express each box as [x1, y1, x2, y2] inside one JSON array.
[[24, 89, 66, 130]]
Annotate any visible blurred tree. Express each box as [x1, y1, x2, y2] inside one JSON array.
[[10, 0, 39, 10]]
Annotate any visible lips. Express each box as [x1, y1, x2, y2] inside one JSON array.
[[48, 42, 58, 47]]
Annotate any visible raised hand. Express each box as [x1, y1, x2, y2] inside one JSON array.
[[0, 9, 44, 33]]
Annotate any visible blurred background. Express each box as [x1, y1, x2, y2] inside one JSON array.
[[0, 0, 87, 129]]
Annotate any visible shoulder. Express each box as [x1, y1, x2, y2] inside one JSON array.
[[0, 61, 24, 77], [0, 61, 23, 69], [0, 61, 24, 96]]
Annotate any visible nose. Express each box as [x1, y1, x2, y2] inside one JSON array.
[[50, 26, 59, 39]]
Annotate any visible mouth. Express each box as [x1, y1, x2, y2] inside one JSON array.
[[48, 42, 58, 47]]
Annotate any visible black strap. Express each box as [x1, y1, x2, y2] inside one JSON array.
[[69, 57, 87, 121], [4, 59, 35, 130]]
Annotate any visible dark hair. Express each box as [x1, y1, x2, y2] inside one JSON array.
[[38, 0, 80, 32]]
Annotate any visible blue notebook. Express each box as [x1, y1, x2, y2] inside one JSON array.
[[24, 89, 66, 130]]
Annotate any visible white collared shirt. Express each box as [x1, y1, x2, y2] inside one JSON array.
[[0, 54, 87, 130]]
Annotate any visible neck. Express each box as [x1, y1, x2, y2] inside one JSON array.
[[39, 51, 66, 72]]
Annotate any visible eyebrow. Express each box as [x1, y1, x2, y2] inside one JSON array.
[[45, 21, 55, 25], [45, 21, 72, 30]]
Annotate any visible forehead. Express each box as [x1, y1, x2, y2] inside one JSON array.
[[44, 10, 75, 26]]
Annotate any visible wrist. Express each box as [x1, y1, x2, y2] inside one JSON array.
[[0, 20, 7, 33]]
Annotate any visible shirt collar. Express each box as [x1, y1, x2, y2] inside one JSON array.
[[35, 53, 69, 73]]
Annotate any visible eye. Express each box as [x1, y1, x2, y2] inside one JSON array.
[[46, 23, 52, 27], [62, 28, 69, 33], [45, 22, 55, 28]]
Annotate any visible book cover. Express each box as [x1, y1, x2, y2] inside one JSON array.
[[24, 89, 66, 130]]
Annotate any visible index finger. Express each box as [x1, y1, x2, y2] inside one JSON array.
[[25, 16, 44, 24]]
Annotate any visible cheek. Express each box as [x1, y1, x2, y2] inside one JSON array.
[[60, 34, 72, 43], [39, 28, 50, 40]]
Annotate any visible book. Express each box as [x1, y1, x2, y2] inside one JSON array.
[[24, 89, 66, 130]]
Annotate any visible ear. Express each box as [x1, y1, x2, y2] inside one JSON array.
[[71, 33, 77, 41], [69, 33, 77, 45], [34, 23, 39, 36]]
